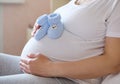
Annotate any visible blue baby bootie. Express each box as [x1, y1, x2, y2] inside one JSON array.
[[34, 14, 49, 41], [47, 13, 64, 39]]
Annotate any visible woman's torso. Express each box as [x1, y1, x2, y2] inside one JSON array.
[[21, 0, 118, 62]]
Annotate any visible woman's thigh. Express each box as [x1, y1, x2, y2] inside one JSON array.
[[101, 72, 120, 84], [0, 53, 23, 76], [0, 74, 76, 84]]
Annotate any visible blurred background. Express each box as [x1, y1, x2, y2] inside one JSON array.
[[0, 0, 69, 56]]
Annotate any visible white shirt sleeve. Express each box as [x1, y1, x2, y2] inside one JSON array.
[[106, 1, 120, 38]]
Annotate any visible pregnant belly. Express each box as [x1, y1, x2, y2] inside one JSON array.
[[21, 31, 103, 61]]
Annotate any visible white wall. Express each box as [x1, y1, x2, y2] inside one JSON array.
[[0, 5, 3, 52]]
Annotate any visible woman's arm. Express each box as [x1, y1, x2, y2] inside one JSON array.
[[20, 37, 120, 79], [52, 37, 120, 79]]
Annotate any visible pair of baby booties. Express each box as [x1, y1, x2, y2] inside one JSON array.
[[34, 13, 64, 41]]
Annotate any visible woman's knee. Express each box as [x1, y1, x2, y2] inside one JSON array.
[[0, 53, 22, 75], [0, 74, 59, 84]]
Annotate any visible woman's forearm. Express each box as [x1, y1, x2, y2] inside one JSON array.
[[52, 54, 119, 79]]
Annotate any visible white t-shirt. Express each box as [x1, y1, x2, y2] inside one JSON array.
[[21, 0, 120, 83]]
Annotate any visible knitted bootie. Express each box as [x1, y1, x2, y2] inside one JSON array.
[[34, 14, 49, 41], [47, 13, 64, 39]]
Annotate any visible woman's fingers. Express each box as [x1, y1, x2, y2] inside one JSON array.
[[20, 58, 30, 64], [31, 24, 41, 36], [19, 60, 31, 74], [27, 53, 37, 58]]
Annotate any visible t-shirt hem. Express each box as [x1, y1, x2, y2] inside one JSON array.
[[106, 32, 120, 38]]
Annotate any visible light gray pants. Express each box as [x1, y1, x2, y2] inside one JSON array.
[[0, 53, 77, 84], [0, 53, 120, 84], [101, 73, 120, 84]]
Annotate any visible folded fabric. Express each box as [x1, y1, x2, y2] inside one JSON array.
[[47, 13, 64, 39], [34, 14, 49, 41]]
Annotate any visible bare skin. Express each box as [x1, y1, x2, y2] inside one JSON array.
[[31, 23, 41, 37]]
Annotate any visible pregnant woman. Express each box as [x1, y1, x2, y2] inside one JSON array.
[[0, 0, 120, 84]]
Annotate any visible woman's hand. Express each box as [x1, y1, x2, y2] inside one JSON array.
[[31, 24, 41, 37], [20, 53, 55, 77]]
